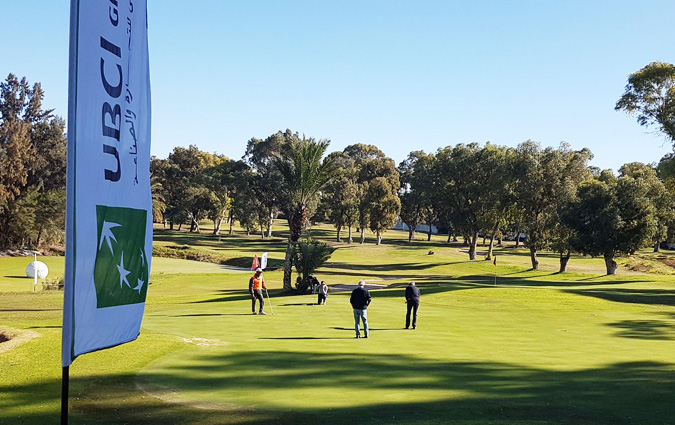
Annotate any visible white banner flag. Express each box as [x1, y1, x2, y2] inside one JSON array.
[[62, 0, 152, 367], [261, 252, 268, 270]]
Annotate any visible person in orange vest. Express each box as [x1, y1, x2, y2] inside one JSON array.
[[249, 268, 267, 315]]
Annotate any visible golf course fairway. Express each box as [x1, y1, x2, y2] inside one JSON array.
[[2, 225, 675, 424]]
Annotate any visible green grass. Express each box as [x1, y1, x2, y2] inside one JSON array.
[[2, 222, 675, 424]]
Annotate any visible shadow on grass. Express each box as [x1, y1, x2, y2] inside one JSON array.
[[5, 353, 672, 425], [566, 288, 675, 307], [331, 326, 404, 332], [258, 337, 353, 340], [606, 318, 675, 340], [174, 313, 253, 317]]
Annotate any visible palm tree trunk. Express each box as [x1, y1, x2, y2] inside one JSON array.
[[348, 226, 353, 244], [360, 227, 365, 244], [376, 229, 381, 245], [283, 207, 306, 291]]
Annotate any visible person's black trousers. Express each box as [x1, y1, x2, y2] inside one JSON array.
[[252, 289, 264, 312], [406, 301, 419, 329], [318, 293, 327, 305]]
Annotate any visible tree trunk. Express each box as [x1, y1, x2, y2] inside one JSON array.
[[497, 235, 502, 246], [447, 233, 452, 243], [482, 235, 486, 246], [453, 235, 458, 242], [336, 225, 342, 242], [463, 234, 469, 247], [213, 217, 223, 235], [376, 229, 381, 245], [228, 217, 234, 235], [169, 220, 174, 230], [267, 209, 274, 238], [360, 227, 365, 244], [559, 252, 570, 273], [348, 226, 353, 244], [486, 233, 496, 260], [427, 221, 432, 241], [260, 226, 265, 239], [408, 226, 415, 242], [604, 254, 618, 275], [515, 232, 520, 249], [468, 232, 478, 260], [530, 246, 539, 270], [654, 241, 660, 253], [283, 207, 306, 291], [178, 223, 183, 231]]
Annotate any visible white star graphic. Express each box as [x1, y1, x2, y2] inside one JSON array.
[[117, 252, 131, 288], [99, 221, 122, 253], [134, 278, 144, 294]]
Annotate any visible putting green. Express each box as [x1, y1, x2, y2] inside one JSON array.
[[137, 274, 675, 424]]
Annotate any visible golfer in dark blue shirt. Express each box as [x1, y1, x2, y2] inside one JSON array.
[[350, 280, 371, 338]]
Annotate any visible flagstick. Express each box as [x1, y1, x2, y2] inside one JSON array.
[[61, 366, 69, 425], [33, 253, 38, 292], [265, 289, 274, 315]]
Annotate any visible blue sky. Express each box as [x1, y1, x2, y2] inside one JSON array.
[[4, 1, 674, 170]]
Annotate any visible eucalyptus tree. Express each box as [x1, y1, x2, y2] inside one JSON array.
[[159, 145, 227, 232], [398, 152, 425, 242], [243, 130, 296, 237], [564, 173, 657, 275], [202, 159, 250, 235], [619, 162, 674, 252], [367, 176, 401, 245], [513, 141, 593, 269], [275, 137, 336, 292], [436, 143, 511, 260], [342, 144, 399, 244], [323, 151, 359, 242], [616, 62, 675, 145]]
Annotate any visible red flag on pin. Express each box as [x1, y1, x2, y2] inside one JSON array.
[[493, 256, 497, 266], [251, 255, 260, 271]]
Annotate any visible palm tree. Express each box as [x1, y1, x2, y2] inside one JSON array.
[[292, 240, 335, 293], [275, 137, 336, 291]]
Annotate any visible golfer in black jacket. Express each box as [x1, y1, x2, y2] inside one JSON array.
[[405, 281, 420, 329], [350, 280, 371, 338]]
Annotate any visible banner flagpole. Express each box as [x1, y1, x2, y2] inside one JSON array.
[[61, 366, 69, 425], [61, 0, 80, 422], [62, 1, 151, 422]]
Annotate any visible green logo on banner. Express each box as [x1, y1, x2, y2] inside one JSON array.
[[94, 205, 149, 308]]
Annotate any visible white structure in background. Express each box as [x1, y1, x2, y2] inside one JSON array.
[[26, 259, 49, 279], [26, 253, 49, 292], [394, 220, 440, 234]]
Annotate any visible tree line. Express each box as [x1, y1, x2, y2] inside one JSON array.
[[1, 61, 674, 283]]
